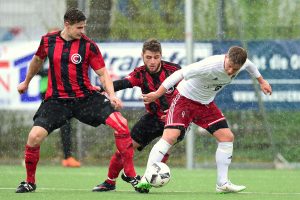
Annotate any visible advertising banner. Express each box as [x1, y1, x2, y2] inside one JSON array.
[[215, 41, 300, 110], [0, 40, 299, 110], [0, 41, 213, 109]]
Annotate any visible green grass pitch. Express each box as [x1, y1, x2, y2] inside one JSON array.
[[0, 165, 300, 200]]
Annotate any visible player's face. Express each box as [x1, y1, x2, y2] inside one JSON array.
[[142, 50, 162, 73], [65, 21, 86, 40], [224, 55, 242, 76]]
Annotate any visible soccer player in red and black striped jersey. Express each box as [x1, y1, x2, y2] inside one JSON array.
[[15, 8, 139, 193], [92, 39, 181, 192]]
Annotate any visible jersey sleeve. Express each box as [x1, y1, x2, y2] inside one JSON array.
[[89, 42, 106, 70], [124, 69, 142, 87], [243, 59, 261, 78], [162, 70, 184, 89], [113, 79, 133, 91], [35, 37, 47, 60]]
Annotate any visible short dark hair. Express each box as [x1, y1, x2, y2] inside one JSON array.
[[64, 8, 86, 25], [143, 38, 162, 54], [227, 46, 247, 65]]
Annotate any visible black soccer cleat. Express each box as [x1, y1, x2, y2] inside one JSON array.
[[15, 181, 36, 193], [121, 173, 149, 193], [92, 181, 116, 192]]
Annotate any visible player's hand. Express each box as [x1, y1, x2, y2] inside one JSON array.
[[260, 80, 272, 95], [17, 81, 28, 94], [142, 92, 159, 104], [93, 85, 105, 93], [109, 96, 123, 110], [93, 85, 101, 91]]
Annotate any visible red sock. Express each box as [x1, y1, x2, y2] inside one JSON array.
[[161, 153, 170, 163], [107, 151, 124, 183], [106, 179, 116, 185], [106, 113, 136, 178], [25, 144, 40, 184], [114, 133, 136, 177]]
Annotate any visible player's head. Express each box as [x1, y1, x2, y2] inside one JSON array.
[[224, 46, 247, 76], [142, 38, 162, 73], [63, 8, 86, 40]]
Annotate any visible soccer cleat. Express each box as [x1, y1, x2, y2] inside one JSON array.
[[62, 157, 81, 167], [135, 181, 152, 193], [132, 175, 152, 193], [15, 181, 36, 193], [121, 173, 149, 193], [216, 181, 246, 193], [92, 181, 116, 192]]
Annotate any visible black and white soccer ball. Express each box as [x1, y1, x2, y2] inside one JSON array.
[[144, 162, 171, 188]]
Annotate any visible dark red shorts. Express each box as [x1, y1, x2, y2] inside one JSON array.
[[165, 90, 226, 130]]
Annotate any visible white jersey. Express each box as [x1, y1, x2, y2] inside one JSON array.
[[163, 55, 261, 104]]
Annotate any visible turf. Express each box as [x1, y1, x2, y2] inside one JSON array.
[[0, 165, 299, 200]]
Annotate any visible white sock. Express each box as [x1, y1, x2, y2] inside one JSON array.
[[215, 142, 233, 186], [146, 138, 172, 168]]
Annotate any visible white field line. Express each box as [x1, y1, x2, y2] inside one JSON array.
[[232, 79, 300, 84], [1, 187, 300, 195]]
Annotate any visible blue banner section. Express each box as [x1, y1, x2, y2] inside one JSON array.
[[215, 41, 300, 110], [248, 40, 300, 79]]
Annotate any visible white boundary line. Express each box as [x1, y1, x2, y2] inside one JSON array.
[[241, 191, 300, 195], [1, 187, 300, 195], [232, 79, 300, 84]]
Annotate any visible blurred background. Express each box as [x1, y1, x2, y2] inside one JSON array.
[[0, 0, 299, 169]]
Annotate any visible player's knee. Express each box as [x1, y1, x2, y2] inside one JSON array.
[[106, 112, 130, 135], [163, 125, 185, 145], [222, 133, 234, 142], [27, 127, 47, 146], [162, 130, 180, 145], [114, 122, 129, 136], [213, 128, 234, 142], [27, 134, 43, 146], [119, 117, 129, 130], [223, 130, 234, 141]]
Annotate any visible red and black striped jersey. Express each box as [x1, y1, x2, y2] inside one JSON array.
[[126, 61, 181, 118], [35, 31, 105, 99]]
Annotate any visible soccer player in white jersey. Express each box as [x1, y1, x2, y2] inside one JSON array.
[[138, 46, 272, 193]]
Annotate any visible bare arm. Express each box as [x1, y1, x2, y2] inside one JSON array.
[[257, 76, 272, 95], [244, 59, 272, 95], [95, 68, 123, 110], [17, 55, 44, 94], [142, 85, 168, 104]]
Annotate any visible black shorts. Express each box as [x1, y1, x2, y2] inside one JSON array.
[[33, 92, 115, 134], [131, 113, 165, 151]]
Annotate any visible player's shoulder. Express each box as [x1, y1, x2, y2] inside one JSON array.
[[133, 65, 147, 73], [205, 54, 224, 63], [80, 34, 98, 46], [196, 55, 224, 68], [42, 30, 60, 39], [81, 34, 101, 53], [162, 60, 181, 71]]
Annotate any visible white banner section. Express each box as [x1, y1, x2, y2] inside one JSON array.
[[0, 41, 212, 110]]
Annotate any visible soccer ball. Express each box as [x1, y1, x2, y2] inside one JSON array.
[[144, 162, 171, 188]]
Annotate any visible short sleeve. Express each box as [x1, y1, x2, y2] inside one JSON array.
[[243, 59, 261, 78], [35, 37, 47, 60], [89, 42, 106, 70]]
